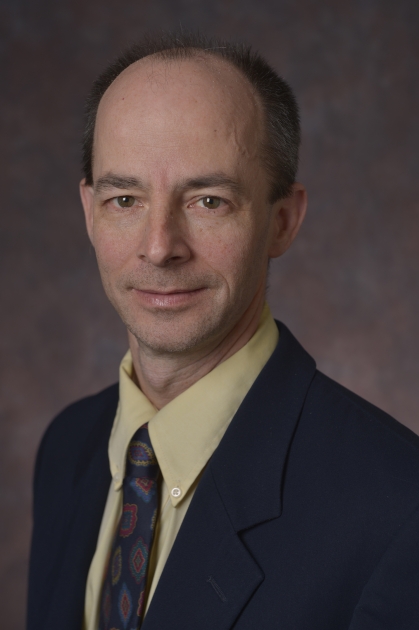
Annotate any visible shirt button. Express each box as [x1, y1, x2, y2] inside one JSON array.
[[171, 487, 182, 498]]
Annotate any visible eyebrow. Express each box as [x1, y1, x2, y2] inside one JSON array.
[[94, 174, 147, 194], [94, 172, 246, 197], [176, 174, 246, 197]]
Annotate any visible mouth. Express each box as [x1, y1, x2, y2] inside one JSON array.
[[132, 287, 207, 308]]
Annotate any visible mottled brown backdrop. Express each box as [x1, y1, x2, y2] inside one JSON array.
[[1, 0, 419, 627]]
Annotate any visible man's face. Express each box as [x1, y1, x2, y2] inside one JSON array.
[[81, 56, 299, 355]]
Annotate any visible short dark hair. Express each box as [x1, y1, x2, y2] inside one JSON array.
[[82, 31, 300, 201]]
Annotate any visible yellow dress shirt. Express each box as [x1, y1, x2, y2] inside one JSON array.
[[83, 303, 278, 629]]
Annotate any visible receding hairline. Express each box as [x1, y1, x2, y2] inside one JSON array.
[[97, 47, 264, 121], [93, 48, 266, 175], [83, 32, 300, 200]]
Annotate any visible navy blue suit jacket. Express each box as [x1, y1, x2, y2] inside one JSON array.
[[27, 323, 419, 629]]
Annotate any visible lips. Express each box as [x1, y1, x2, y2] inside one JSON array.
[[136, 288, 203, 294], [132, 287, 206, 308]]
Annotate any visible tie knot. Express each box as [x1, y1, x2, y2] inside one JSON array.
[[125, 424, 159, 479]]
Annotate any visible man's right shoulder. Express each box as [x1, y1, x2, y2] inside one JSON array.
[[41, 383, 119, 445], [34, 383, 119, 489]]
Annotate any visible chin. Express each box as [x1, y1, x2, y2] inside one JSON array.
[[126, 310, 229, 355]]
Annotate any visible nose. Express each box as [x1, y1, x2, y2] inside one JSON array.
[[138, 204, 191, 267]]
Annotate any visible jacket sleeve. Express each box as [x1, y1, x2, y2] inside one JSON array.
[[348, 502, 419, 630]]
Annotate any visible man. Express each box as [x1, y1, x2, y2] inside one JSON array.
[[27, 33, 419, 630]]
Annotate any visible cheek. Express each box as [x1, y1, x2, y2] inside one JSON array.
[[196, 219, 265, 283], [93, 224, 135, 275]]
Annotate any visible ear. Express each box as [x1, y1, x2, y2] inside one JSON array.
[[79, 178, 95, 245], [268, 183, 307, 258]]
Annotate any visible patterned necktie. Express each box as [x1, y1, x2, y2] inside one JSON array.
[[99, 424, 159, 630]]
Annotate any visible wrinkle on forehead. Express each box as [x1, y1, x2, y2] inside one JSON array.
[[92, 54, 271, 204], [96, 53, 264, 160]]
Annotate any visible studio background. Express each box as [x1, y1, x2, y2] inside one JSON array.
[[1, 1, 418, 628]]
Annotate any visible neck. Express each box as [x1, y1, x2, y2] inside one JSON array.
[[128, 290, 266, 409]]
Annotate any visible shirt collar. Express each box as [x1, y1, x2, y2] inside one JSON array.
[[109, 303, 279, 505], [109, 360, 157, 490]]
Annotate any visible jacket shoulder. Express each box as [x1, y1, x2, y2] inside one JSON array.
[[34, 383, 119, 493], [304, 371, 419, 488], [314, 371, 419, 449], [40, 383, 119, 445]]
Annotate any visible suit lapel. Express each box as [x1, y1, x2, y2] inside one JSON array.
[[142, 467, 264, 630], [43, 389, 118, 630], [212, 322, 317, 530], [143, 322, 317, 629]]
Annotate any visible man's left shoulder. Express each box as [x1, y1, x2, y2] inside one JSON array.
[[305, 370, 419, 483]]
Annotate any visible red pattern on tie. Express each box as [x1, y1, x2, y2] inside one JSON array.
[[99, 424, 159, 629]]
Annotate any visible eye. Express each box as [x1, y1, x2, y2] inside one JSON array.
[[115, 195, 135, 208], [199, 196, 221, 210]]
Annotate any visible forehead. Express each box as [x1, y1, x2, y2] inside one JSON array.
[[93, 54, 264, 180]]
